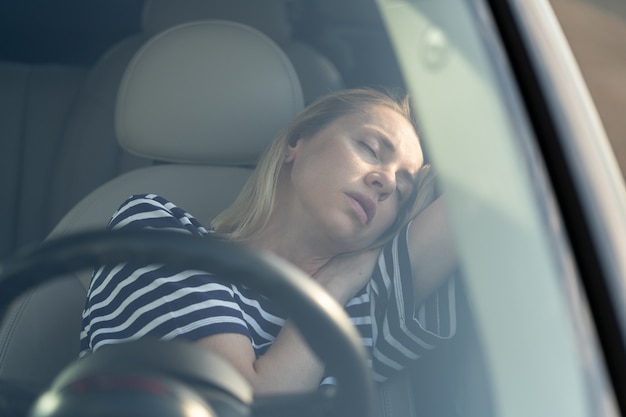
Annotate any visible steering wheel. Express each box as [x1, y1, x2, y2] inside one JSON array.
[[0, 229, 375, 417]]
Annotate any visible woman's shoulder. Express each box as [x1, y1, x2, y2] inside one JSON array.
[[107, 194, 210, 236]]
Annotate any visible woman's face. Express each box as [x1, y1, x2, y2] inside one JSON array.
[[282, 104, 424, 253]]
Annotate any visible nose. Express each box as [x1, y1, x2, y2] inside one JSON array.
[[365, 170, 396, 201]]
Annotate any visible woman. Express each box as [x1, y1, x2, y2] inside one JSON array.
[[79, 88, 457, 394]]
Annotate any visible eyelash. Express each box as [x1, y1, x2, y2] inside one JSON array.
[[360, 141, 378, 158]]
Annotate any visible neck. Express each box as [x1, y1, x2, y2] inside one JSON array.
[[241, 170, 340, 276], [243, 225, 333, 277]]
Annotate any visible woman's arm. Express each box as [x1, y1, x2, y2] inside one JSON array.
[[196, 200, 455, 394], [196, 197, 456, 394], [407, 196, 457, 306], [196, 250, 379, 395], [196, 322, 324, 395]]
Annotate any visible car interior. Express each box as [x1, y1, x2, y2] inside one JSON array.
[[7, 0, 605, 415], [0, 0, 350, 262]]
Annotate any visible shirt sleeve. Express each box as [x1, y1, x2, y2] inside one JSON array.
[[368, 220, 457, 382], [79, 194, 250, 356]]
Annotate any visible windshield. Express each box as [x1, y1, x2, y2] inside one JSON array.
[[1, 1, 626, 416]]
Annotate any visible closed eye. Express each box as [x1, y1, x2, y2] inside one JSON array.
[[359, 141, 378, 159]]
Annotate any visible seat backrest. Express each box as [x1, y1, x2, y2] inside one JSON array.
[[46, 0, 343, 235], [141, 0, 344, 104], [0, 20, 304, 389]]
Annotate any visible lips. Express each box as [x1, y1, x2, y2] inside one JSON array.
[[346, 192, 377, 225]]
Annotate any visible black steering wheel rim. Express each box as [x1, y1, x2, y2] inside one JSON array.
[[0, 229, 375, 417]]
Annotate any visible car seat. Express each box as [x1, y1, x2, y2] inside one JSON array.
[[141, 0, 345, 105], [0, 19, 304, 392], [46, 0, 344, 235]]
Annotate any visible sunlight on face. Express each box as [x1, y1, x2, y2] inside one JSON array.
[[282, 105, 423, 253]]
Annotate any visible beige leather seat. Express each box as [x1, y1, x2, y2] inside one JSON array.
[[47, 0, 343, 233], [0, 0, 343, 263], [141, 0, 344, 105], [0, 19, 303, 390]]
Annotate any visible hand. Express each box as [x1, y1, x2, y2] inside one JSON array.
[[313, 248, 381, 305], [197, 249, 384, 394]]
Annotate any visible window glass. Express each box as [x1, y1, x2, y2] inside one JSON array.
[[376, 0, 618, 415]]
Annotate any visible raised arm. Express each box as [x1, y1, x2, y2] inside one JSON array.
[[407, 196, 457, 306]]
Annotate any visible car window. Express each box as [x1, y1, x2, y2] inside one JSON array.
[[378, 0, 621, 416]]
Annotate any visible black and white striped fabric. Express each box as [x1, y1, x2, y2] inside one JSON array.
[[79, 194, 456, 382]]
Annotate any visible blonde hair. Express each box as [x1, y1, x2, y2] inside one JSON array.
[[211, 88, 436, 248]]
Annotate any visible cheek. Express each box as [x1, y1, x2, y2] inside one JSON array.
[[375, 203, 401, 234]]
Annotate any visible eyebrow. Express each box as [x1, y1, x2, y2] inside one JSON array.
[[369, 129, 396, 153]]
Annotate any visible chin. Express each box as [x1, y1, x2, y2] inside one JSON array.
[[325, 217, 379, 252]]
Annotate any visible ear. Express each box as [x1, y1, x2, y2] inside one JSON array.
[[284, 140, 302, 163]]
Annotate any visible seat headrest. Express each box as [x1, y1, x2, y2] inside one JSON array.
[[115, 20, 304, 165], [141, 0, 292, 43]]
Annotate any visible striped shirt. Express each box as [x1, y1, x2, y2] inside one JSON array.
[[80, 194, 456, 382]]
